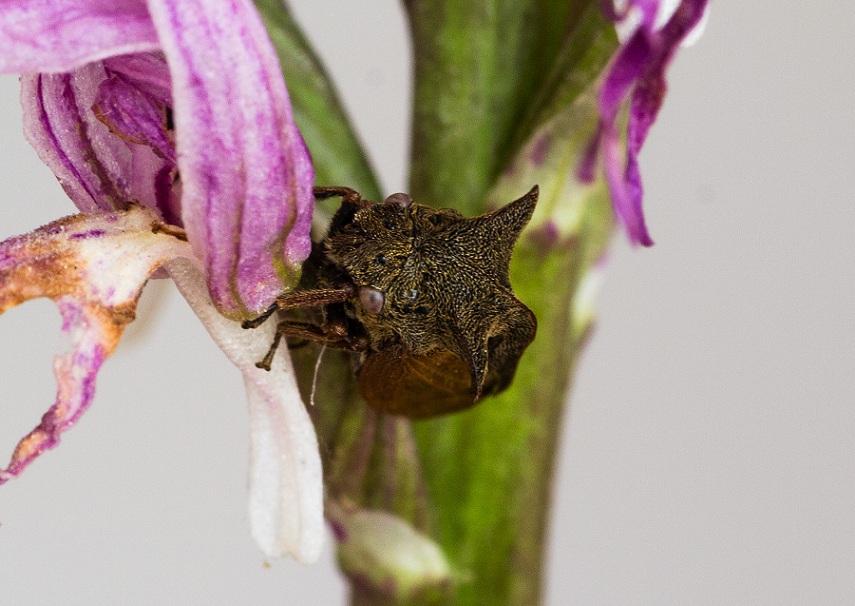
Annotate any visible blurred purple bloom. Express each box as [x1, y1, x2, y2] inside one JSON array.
[[0, 0, 322, 562], [581, 0, 709, 246]]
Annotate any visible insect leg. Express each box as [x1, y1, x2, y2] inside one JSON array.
[[242, 286, 354, 329], [313, 186, 362, 205], [255, 328, 285, 370], [255, 320, 357, 371]]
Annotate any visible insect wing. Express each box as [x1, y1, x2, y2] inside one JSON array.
[[358, 347, 475, 418]]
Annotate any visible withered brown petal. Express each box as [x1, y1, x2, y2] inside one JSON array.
[[0, 205, 191, 484]]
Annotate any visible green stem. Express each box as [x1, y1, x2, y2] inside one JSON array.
[[409, 208, 611, 605], [404, 3, 617, 601]]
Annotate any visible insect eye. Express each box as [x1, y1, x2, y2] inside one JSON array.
[[359, 286, 385, 315], [406, 289, 418, 300], [384, 192, 412, 208], [374, 254, 387, 265], [383, 219, 396, 230]]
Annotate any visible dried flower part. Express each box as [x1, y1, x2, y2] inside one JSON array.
[[0, 205, 190, 484]]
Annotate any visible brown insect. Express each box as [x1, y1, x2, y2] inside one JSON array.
[[243, 186, 538, 418]]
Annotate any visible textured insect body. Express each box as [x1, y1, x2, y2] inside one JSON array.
[[245, 186, 538, 418]]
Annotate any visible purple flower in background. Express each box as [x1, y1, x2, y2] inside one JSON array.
[[582, 0, 709, 245], [0, 0, 323, 562]]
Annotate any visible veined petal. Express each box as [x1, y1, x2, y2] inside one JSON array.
[[21, 65, 173, 216], [103, 53, 173, 104], [0, 0, 159, 74], [93, 71, 176, 163], [0, 205, 191, 484], [168, 260, 323, 563], [147, 0, 314, 318]]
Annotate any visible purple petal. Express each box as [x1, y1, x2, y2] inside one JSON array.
[[147, 0, 314, 318], [621, 0, 708, 244], [634, 0, 660, 28], [21, 66, 174, 217], [93, 71, 176, 163], [0, 206, 191, 484], [627, 0, 708, 165], [0, 0, 159, 73], [599, 29, 652, 125], [601, 118, 653, 245], [103, 52, 173, 104], [22, 67, 127, 213], [588, 0, 708, 246]]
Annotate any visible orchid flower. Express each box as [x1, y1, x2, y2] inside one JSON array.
[[0, 0, 323, 562], [581, 0, 709, 245]]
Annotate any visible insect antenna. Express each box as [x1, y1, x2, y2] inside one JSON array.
[[310, 344, 328, 408]]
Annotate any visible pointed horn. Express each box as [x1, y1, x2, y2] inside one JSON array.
[[483, 185, 538, 244], [466, 185, 538, 286]]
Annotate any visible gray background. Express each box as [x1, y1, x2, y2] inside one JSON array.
[[1, 1, 853, 604]]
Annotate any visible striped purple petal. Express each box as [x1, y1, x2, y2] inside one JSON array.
[[581, 0, 708, 246], [0, 0, 159, 73], [93, 70, 176, 164], [147, 0, 314, 318], [21, 63, 177, 226], [7, 0, 314, 316]]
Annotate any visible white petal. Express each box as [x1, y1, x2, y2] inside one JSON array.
[[167, 259, 324, 563]]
